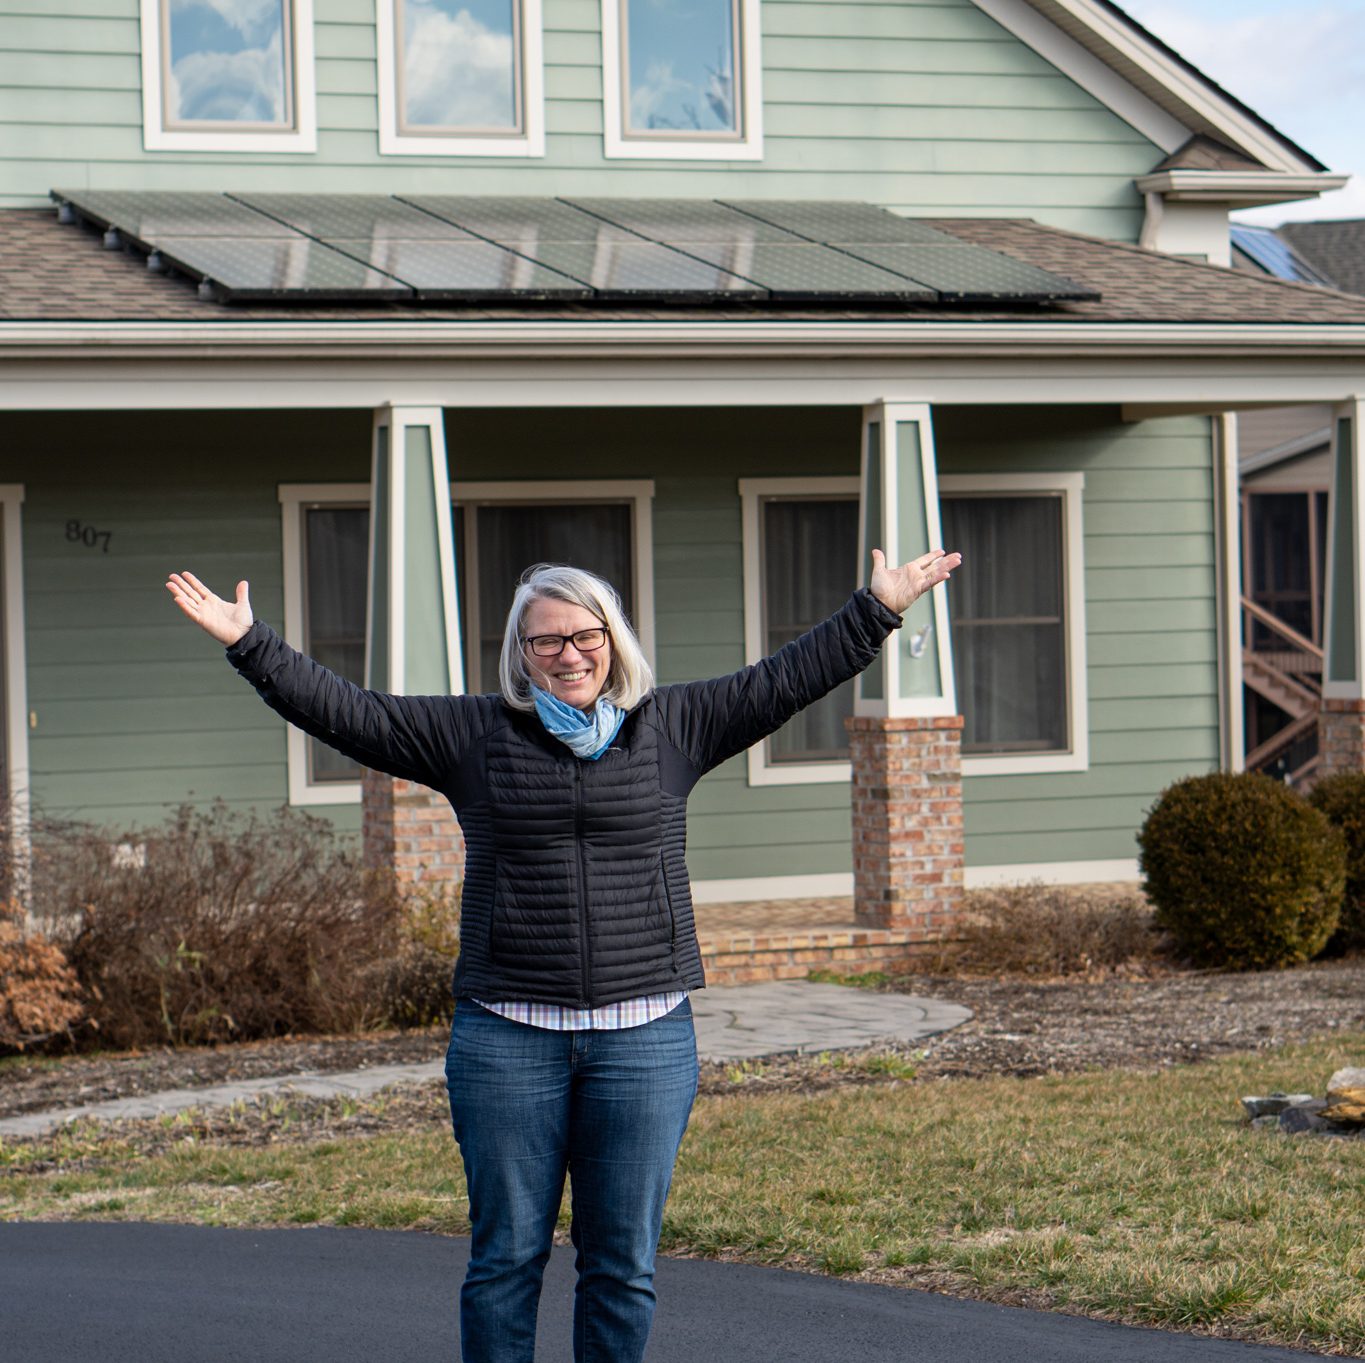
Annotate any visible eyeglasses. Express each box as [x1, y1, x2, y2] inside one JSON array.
[[523, 627, 609, 658]]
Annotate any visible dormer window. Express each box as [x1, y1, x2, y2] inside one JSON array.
[[377, 0, 546, 156], [601, 0, 763, 160], [139, 0, 318, 151]]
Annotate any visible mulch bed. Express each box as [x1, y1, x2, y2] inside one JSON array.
[[3, 955, 1363, 1170]]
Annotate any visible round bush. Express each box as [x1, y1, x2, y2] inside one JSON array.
[[1138, 773, 1344, 970], [1307, 773, 1365, 953]]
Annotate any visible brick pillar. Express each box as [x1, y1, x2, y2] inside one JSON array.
[[847, 714, 964, 939], [1318, 699, 1365, 780], [362, 770, 465, 888]]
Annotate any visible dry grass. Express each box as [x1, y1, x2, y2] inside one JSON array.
[[4, 1033, 1364, 1355]]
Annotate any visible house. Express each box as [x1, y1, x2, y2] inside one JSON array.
[[3, 0, 1365, 978], [1230, 221, 1365, 784]]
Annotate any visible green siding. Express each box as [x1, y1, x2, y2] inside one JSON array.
[[0, 0, 1159, 237], [937, 406, 1220, 869], [4, 404, 1219, 881]]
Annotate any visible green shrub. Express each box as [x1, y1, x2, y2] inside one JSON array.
[[1138, 773, 1344, 970], [1306, 773, 1365, 953]]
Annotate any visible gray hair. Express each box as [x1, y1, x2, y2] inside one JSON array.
[[498, 563, 654, 712]]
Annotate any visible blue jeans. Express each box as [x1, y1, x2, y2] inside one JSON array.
[[444, 998, 699, 1363]]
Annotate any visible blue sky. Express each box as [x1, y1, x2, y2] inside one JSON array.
[[1118, 0, 1365, 223]]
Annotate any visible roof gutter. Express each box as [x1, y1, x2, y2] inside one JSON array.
[[5, 319, 1365, 359]]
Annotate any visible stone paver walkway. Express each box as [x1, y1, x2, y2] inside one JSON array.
[[0, 982, 971, 1141]]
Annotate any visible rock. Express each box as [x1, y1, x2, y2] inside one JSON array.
[[1250, 1114, 1281, 1130], [1279, 1099, 1331, 1134], [1321, 1087, 1365, 1126], [1327, 1067, 1365, 1093], [1241, 1093, 1314, 1119]]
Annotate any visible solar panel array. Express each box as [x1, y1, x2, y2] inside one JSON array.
[[52, 190, 1098, 306]]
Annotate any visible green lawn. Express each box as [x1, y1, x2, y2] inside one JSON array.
[[3, 1034, 1364, 1355]]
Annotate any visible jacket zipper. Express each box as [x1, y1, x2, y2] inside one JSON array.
[[575, 762, 592, 1006]]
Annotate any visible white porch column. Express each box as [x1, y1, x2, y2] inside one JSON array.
[[847, 403, 964, 941], [361, 405, 466, 887], [1320, 399, 1365, 777]]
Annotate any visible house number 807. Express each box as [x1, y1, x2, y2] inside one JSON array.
[[66, 520, 111, 553]]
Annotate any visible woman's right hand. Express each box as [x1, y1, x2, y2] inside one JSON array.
[[166, 571, 254, 647]]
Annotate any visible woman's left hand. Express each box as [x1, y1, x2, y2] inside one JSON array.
[[869, 547, 961, 616]]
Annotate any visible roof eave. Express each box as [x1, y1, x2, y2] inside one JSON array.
[[1134, 170, 1352, 207], [1022, 0, 1329, 174], [7, 319, 1365, 359]]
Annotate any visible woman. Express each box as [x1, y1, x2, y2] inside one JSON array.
[[166, 545, 957, 1363]]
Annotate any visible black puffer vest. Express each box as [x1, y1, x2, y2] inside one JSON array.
[[227, 588, 900, 1007]]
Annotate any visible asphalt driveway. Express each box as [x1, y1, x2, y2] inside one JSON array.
[[0, 1223, 1327, 1361]]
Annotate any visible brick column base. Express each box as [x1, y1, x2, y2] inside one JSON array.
[[846, 714, 965, 941], [362, 770, 465, 889], [1318, 699, 1365, 780]]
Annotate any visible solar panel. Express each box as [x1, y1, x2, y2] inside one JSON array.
[[836, 242, 1093, 300], [320, 239, 589, 299], [149, 237, 411, 300], [51, 190, 1100, 307], [565, 198, 936, 300], [409, 195, 763, 298], [54, 190, 294, 239], [722, 200, 951, 245]]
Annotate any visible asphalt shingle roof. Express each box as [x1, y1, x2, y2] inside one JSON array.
[[1277, 220, 1365, 299], [6, 207, 1365, 328]]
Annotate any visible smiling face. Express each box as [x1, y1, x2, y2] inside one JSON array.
[[521, 596, 613, 712]]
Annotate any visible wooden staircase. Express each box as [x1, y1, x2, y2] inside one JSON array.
[[1242, 596, 1322, 783]]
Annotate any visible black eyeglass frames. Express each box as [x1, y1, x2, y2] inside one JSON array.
[[522, 627, 610, 658]]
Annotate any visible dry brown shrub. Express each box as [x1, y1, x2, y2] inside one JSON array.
[[924, 882, 1172, 979], [361, 883, 462, 1030], [0, 901, 84, 1050], [34, 802, 409, 1049]]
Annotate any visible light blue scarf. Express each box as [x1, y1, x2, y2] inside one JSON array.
[[532, 686, 624, 760]]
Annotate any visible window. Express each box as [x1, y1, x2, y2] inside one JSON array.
[[139, 0, 317, 151], [600, 0, 763, 160], [453, 481, 655, 691], [279, 486, 369, 804], [939, 474, 1088, 776], [740, 479, 859, 786], [279, 481, 654, 804], [377, 0, 545, 156]]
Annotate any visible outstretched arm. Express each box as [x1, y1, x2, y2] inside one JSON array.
[[165, 571, 470, 789], [654, 546, 959, 775]]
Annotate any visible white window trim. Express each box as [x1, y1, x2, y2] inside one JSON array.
[[0, 487, 30, 860], [280, 483, 369, 807], [740, 476, 859, 787], [940, 472, 1089, 777], [600, 0, 763, 161], [139, 0, 318, 152], [454, 480, 656, 690], [375, 0, 546, 157]]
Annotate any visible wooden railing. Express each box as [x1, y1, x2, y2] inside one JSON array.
[[1241, 596, 1324, 781]]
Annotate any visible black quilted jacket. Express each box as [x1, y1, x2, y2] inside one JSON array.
[[226, 588, 901, 1007]]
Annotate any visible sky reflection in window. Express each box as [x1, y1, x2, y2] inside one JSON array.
[[164, 0, 292, 127], [400, 0, 520, 132], [625, 0, 737, 136]]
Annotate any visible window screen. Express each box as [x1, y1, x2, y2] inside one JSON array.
[[761, 497, 859, 763], [303, 506, 369, 782], [941, 494, 1068, 754]]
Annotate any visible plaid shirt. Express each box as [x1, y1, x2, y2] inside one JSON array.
[[471, 992, 688, 1031]]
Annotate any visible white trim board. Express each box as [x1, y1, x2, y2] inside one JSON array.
[[738, 477, 859, 787], [138, 0, 318, 153], [940, 472, 1089, 777], [691, 860, 1142, 902], [375, 0, 545, 157], [0, 487, 30, 863]]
